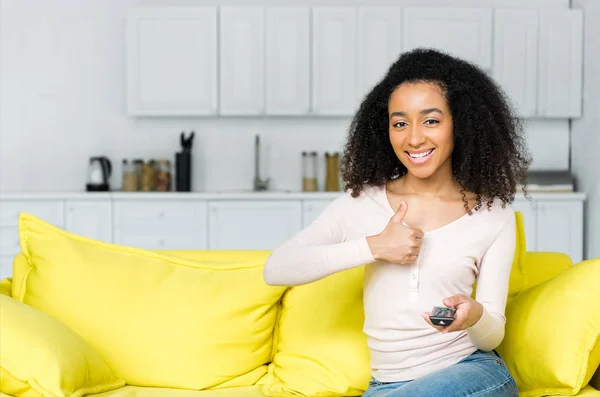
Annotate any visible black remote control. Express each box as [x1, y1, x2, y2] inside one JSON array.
[[429, 306, 456, 326]]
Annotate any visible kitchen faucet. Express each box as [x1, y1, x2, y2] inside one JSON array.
[[253, 134, 270, 191]]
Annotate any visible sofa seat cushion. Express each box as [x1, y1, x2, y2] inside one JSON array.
[[13, 213, 287, 391], [0, 294, 125, 397], [497, 258, 600, 397], [91, 385, 266, 397]]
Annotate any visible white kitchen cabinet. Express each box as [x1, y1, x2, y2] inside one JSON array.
[[113, 200, 208, 250], [536, 200, 584, 264], [64, 200, 113, 243], [311, 7, 358, 115], [208, 201, 302, 249], [219, 7, 265, 115], [493, 10, 538, 118], [126, 6, 218, 116], [357, 7, 403, 101], [537, 9, 583, 118], [302, 200, 335, 227], [402, 8, 492, 70], [0, 255, 14, 282], [265, 7, 310, 115]]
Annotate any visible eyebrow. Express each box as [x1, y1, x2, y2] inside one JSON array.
[[390, 108, 444, 118]]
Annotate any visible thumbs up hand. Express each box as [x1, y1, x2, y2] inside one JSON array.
[[367, 201, 424, 264]]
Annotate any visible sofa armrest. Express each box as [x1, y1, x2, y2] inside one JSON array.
[[522, 251, 573, 290], [0, 278, 11, 296]]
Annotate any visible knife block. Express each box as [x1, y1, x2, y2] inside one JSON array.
[[175, 152, 191, 192]]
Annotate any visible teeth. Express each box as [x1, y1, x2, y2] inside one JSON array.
[[408, 150, 433, 159]]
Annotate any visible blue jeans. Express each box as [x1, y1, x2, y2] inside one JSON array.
[[363, 350, 518, 397]]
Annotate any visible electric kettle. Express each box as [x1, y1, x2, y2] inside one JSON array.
[[86, 156, 112, 191]]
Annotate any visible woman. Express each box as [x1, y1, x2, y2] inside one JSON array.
[[263, 48, 531, 397]]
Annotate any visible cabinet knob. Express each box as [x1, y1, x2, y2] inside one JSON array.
[[159, 239, 165, 246], [159, 212, 165, 218]]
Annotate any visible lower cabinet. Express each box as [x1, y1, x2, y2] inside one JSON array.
[[0, 193, 586, 279], [208, 201, 302, 249]]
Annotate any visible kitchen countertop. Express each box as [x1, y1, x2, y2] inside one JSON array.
[[0, 191, 587, 200]]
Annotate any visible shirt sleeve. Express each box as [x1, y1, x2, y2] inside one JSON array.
[[467, 211, 517, 351], [263, 194, 375, 286]]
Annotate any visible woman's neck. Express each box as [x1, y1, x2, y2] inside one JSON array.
[[389, 169, 461, 198]]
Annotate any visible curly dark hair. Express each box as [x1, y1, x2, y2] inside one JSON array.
[[341, 48, 532, 211]]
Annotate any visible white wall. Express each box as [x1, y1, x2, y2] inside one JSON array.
[[572, 0, 600, 260]]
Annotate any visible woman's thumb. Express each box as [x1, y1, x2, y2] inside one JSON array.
[[392, 201, 408, 223]]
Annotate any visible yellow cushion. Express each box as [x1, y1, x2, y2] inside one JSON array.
[[497, 258, 600, 397], [0, 278, 11, 296], [0, 294, 125, 397], [91, 385, 265, 397], [261, 266, 370, 397], [507, 211, 526, 298], [15, 213, 287, 391]]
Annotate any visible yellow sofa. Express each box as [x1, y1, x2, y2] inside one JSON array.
[[0, 212, 599, 397]]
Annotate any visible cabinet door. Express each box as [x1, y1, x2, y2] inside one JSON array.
[[512, 199, 537, 252], [537, 10, 583, 118], [493, 10, 538, 117], [113, 201, 207, 250], [219, 7, 265, 115], [357, 7, 402, 100], [208, 201, 302, 249], [403, 8, 492, 69], [126, 7, 218, 116], [265, 7, 310, 115], [303, 200, 334, 227], [0, 255, 13, 280], [64, 200, 112, 243], [536, 200, 584, 264], [312, 7, 357, 115]]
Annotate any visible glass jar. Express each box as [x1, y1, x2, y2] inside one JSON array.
[[140, 160, 156, 191], [122, 159, 138, 192], [155, 159, 172, 192], [302, 151, 318, 192]]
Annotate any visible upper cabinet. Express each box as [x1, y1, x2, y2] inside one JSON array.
[[537, 9, 583, 118], [493, 10, 539, 118], [311, 7, 358, 115], [125, 5, 584, 119], [493, 9, 583, 118], [265, 7, 311, 115], [219, 7, 265, 115], [126, 6, 218, 116], [403, 8, 492, 70], [356, 7, 403, 101]]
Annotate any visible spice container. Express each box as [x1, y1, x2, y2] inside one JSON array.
[[325, 152, 340, 191], [302, 151, 318, 192], [140, 160, 156, 191], [155, 160, 172, 192], [122, 159, 138, 192]]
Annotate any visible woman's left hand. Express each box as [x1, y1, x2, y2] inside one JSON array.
[[421, 294, 483, 333]]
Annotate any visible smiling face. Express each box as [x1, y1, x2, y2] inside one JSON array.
[[388, 82, 454, 180]]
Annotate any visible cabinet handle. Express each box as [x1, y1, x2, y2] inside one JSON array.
[[159, 239, 165, 246], [158, 212, 165, 218], [306, 205, 313, 211]]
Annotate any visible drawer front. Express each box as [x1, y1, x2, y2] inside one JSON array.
[[0, 200, 65, 227], [113, 201, 207, 228], [0, 226, 20, 257], [114, 228, 207, 250]]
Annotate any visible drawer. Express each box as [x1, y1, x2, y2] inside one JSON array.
[[0, 226, 20, 257], [114, 229, 207, 250], [113, 201, 207, 228], [0, 200, 64, 227]]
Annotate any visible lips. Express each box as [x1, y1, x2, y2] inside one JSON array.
[[405, 149, 435, 164]]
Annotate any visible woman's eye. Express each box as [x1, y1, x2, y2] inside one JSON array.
[[424, 119, 439, 125], [393, 121, 407, 128]]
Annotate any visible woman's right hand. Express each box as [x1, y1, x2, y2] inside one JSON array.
[[367, 201, 424, 264]]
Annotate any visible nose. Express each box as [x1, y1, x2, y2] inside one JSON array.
[[407, 125, 426, 147]]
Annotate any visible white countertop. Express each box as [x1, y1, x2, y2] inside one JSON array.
[[0, 190, 587, 200]]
